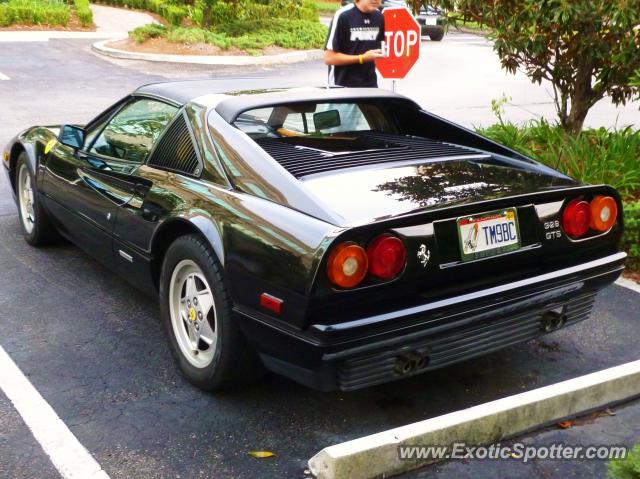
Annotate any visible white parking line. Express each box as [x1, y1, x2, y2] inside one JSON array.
[[616, 277, 640, 294], [0, 346, 110, 479], [0, 72, 9, 80]]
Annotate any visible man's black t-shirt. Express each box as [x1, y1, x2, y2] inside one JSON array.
[[325, 3, 384, 87]]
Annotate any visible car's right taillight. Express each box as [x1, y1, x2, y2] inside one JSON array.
[[366, 234, 407, 280], [562, 196, 618, 239], [590, 195, 618, 232]]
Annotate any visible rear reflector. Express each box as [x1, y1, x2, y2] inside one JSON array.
[[590, 196, 617, 232], [326, 242, 368, 288], [260, 293, 283, 314], [562, 199, 591, 238], [367, 234, 407, 279]]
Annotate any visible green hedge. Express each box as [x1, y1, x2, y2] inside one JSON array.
[[73, 0, 92, 26], [131, 18, 327, 51], [0, 0, 70, 26], [622, 201, 640, 271]]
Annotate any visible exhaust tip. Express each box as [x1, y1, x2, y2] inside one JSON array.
[[541, 310, 568, 332], [395, 350, 430, 375]]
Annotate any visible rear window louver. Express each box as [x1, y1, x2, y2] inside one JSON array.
[[148, 112, 201, 176], [255, 132, 483, 178]]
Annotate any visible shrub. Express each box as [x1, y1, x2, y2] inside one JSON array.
[[621, 202, 640, 272], [477, 118, 640, 201], [608, 444, 640, 479], [161, 4, 187, 25], [74, 0, 92, 26], [130, 22, 166, 42], [0, 0, 70, 26], [131, 17, 327, 51]]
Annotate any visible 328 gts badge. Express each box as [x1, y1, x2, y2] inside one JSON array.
[[544, 220, 562, 240]]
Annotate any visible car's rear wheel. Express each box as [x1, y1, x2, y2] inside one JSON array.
[[159, 234, 263, 391], [16, 153, 59, 246], [429, 27, 445, 41]]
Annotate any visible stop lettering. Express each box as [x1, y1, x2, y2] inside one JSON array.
[[376, 7, 421, 79]]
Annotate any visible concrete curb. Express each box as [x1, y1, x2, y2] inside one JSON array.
[[616, 277, 640, 294], [308, 359, 640, 479], [92, 39, 324, 65]]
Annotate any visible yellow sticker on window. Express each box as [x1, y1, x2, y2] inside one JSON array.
[[44, 139, 57, 155]]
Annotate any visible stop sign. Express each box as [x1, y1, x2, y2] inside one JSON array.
[[376, 7, 421, 79]]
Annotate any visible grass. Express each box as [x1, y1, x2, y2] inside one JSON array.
[[608, 444, 640, 479], [315, 0, 340, 15], [131, 19, 328, 53], [0, 0, 69, 26]]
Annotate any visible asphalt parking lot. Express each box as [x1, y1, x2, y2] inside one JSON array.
[[1, 35, 639, 479], [1, 212, 639, 478]]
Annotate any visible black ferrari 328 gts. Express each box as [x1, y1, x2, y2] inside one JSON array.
[[3, 82, 626, 391]]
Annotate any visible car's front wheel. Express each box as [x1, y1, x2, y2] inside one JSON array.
[[159, 234, 263, 391], [16, 152, 59, 246]]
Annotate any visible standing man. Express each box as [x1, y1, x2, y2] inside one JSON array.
[[324, 0, 385, 87]]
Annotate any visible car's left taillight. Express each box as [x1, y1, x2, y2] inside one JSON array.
[[326, 234, 407, 288], [326, 242, 368, 288]]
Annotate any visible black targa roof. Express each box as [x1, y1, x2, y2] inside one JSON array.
[[135, 80, 413, 123]]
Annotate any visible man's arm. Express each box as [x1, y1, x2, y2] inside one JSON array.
[[324, 49, 384, 66]]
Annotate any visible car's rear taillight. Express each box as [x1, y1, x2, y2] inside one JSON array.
[[562, 196, 618, 239], [326, 242, 368, 288], [590, 196, 617, 232], [562, 199, 591, 238], [366, 234, 407, 279]]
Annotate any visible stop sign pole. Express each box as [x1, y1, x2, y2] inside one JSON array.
[[376, 7, 421, 91]]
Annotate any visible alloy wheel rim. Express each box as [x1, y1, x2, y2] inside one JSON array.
[[18, 164, 35, 234], [169, 259, 218, 368]]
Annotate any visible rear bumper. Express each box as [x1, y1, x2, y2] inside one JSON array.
[[235, 252, 626, 391]]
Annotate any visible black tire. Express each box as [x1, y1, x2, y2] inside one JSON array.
[[159, 234, 264, 391], [429, 28, 445, 41], [15, 152, 59, 246]]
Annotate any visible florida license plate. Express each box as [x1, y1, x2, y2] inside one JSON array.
[[457, 208, 521, 261]]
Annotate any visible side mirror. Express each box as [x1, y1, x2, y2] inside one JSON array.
[[313, 109, 341, 131], [58, 124, 85, 150]]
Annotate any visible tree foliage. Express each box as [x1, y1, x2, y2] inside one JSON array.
[[411, 0, 640, 133]]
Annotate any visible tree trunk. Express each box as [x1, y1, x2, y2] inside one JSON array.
[[202, 0, 213, 28], [561, 98, 590, 135], [558, 62, 599, 135]]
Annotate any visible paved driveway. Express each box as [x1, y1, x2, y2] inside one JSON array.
[[0, 34, 638, 479]]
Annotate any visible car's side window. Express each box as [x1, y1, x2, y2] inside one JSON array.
[[83, 117, 110, 151], [90, 99, 178, 164]]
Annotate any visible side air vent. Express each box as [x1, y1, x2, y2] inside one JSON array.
[[148, 112, 201, 176], [255, 132, 484, 178]]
